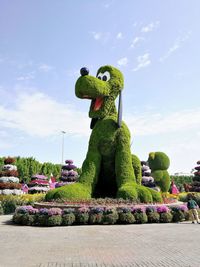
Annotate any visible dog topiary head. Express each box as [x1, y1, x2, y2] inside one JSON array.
[[75, 65, 124, 120], [148, 152, 170, 171]]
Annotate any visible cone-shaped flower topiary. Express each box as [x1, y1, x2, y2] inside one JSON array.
[[186, 161, 200, 192], [141, 161, 160, 191], [28, 174, 50, 194], [55, 159, 79, 188], [0, 157, 22, 195]]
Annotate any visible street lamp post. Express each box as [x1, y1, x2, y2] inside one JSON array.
[[61, 131, 66, 165]]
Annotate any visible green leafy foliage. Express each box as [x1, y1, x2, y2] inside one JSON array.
[[47, 215, 62, 226], [118, 212, 135, 224], [159, 212, 173, 223], [147, 212, 160, 223], [132, 154, 142, 185], [170, 175, 193, 189], [62, 213, 76, 226], [0, 156, 61, 183], [134, 212, 148, 224], [148, 152, 170, 192]]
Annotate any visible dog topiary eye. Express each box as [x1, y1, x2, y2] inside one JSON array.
[[97, 71, 110, 82]]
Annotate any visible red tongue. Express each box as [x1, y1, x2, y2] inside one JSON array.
[[93, 97, 103, 111]]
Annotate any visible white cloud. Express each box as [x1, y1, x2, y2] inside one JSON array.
[[0, 91, 90, 138], [132, 53, 151, 71], [116, 32, 123, 39], [117, 57, 128, 66], [16, 72, 35, 81], [126, 108, 200, 174], [125, 108, 200, 136], [160, 32, 191, 62], [38, 63, 53, 72], [130, 36, 144, 48], [91, 31, 110, 43], [141, 21, 160, 33]]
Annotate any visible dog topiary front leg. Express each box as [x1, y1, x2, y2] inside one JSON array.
[[45, 149, 101, 201]]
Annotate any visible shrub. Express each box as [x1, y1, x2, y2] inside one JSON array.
[[146, 207, 160, 223], [2, 198, 18, 214], [75, 206, 89, 224], [47, 215, 62, 226], [89, 207, 104, 224], [76, 213, 89, 224], [13, 213, 35, 225], [171, 210, 185, 222], [37, 215, 48, 226], [62, 213, 75, 226], [118, 208, 135, 224], [159, 212, 173, 223], [134, 212, 148, 224], [147, 211, 160, 223], [13, 213, 24, 224], [21, 214, 35, 225], [0, 202, 3, 215], [103, 207, 119, 224]]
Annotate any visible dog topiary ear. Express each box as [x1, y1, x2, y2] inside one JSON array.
[[117, 91, 122, 128], [90, 118, 99, 129]]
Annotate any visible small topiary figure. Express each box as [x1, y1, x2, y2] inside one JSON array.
[[46, 65, 161, 203], [148, 152, 170, 192]]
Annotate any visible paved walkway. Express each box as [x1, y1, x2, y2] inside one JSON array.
[[1, 215, 200, 267]]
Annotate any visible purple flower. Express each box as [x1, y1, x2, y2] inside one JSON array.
[[65, 159, 74, 164], [39, 208, 49, 215], [131, 205, 146, 213], [179, 205, 188, 212], [61, 170, 69, 176], [156, 205, 170, 213], [48, 208, 62, 216], [16, 206, 34, 214], [170, 205, 188, 212], [29, 208, 39, 214], [146, 206, 157, 213], [103, 207, 116, 214], [78, 206, 89, 213], [32, 174, 48, 180], [68, 170, 78, 176], [62, 208, 75, 215], [118, 207, 131, 213], [62, 165, 77, 170], [90, 206, 104, 214]]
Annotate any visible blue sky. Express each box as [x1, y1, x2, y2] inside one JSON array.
[[0, 0, 200, 174]]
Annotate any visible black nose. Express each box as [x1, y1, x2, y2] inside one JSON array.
[[80, 67, 89, 76]]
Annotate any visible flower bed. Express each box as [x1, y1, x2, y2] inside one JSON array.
[[12, 204, 192, 226]]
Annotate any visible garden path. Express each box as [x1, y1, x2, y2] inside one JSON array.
[[0, 215, 200, 267]]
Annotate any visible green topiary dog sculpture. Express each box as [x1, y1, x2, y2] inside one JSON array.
[[46, 65, 162, 203], [148, 152, 170, 192]]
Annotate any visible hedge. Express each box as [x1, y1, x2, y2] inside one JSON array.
[[12, 204, 192, 226]]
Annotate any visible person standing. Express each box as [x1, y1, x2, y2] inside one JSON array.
[[187, 194, 200, 224]]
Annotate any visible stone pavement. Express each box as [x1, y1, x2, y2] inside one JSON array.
[[1, 215, 200, 267]]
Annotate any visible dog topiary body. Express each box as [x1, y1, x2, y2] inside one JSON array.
[[46, 66, 161, 203]]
